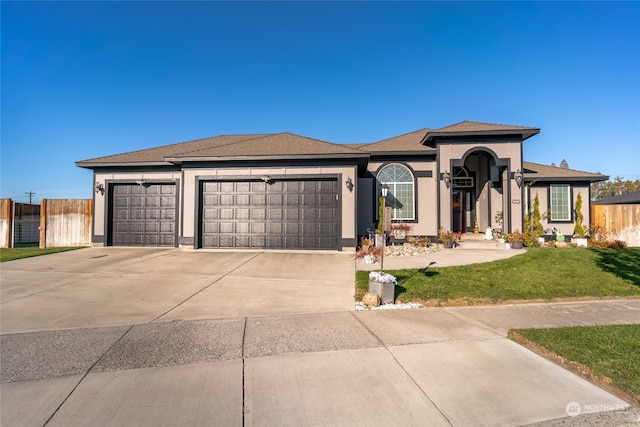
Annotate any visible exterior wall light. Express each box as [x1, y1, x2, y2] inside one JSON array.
[[514, 169, 523, 188], [442, 170, 451, 188], [345, 177, 354, 192], [136, 179, 146, 186], [260, 176, 272, 183], [94, 182, 105, 195]]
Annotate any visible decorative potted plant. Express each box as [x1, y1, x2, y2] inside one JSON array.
[[503, 232, 513, 249], [368, 271, 397, 304], [438, 229, 458, 248], [572, 193, 587, 247], [509, 229, 525, 249], [391, 223, 412, 240], [355, 245, 382, 264], [360, 235, 374, 252]]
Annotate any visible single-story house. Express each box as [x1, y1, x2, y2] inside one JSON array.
[[76, 121, 608, 250]]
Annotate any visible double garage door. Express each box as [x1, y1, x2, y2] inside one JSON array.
[[108, 178, 339, 249], [200, 178, 339, 249]]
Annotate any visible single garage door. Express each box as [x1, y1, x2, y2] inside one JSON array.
[[109, 183, 177, 246], [200, 178, 338, 249]]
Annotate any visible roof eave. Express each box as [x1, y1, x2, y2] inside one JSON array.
[[369, 150, 437, 156], [524, 175, 609, 183], [422, 129, 540, 145], [165, 153, 370, 163], [76, 161, 175, 169]]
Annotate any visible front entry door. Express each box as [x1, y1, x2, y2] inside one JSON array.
[[452, 190, 474, 233]]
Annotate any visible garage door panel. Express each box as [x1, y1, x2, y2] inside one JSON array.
[[220, 208, 234, 219], [251, 223, 266, 234], [284, 209, 299, 220], [251, 194, 266, 205], [251, 236, 266, 247], [161, 209, 175, 220], [203, 208, 218, 220], [236, 208, 250, 220], [268, 223, 282, 234], [285, 194, 300, 205], [284, 223, 299, 234], [200, 179, 337, 249], [302, 210, 317, 220], [219, 222, 234, 234], [268, 209, 282, 220], [251, 209, 266, 220], [148, 197, 162, 207], [110, 183, 177, 247]]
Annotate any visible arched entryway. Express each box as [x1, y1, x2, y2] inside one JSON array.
[[450, 148, 509, 233]]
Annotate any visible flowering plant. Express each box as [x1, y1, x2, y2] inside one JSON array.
[[391, 223, 412, 232], [369, 271, 397, 285], [360, 236, 374, 247], [438, 229, 458, 243], [355, 245, 382, 263]]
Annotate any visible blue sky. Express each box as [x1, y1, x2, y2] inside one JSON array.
[[2, 1, 639, 204]]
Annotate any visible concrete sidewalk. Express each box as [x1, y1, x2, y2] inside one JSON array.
[[2, 300, 639, 426]]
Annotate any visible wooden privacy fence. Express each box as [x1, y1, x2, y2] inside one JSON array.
[[0, 199, 11, 248], [0, 199, 92, 248], [40, 199, 93, 248], [591, 204, 640, 247]]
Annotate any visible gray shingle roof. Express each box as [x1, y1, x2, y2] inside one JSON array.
[[76, 123, 604, 186], [76, 133, 367, 167], [592, 190, 640, 205], [523, 161, 608, 182], [351, 129, 435, 154], [422, 120, 540, 145]]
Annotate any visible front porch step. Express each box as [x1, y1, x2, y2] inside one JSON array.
[[457, 233, 507, 250]]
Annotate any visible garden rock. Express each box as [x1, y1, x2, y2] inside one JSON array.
[[362, 292, 380, 307]]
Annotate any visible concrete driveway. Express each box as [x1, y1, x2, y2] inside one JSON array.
[[2, 248, 637, 426], [0, 247, 355, 334]]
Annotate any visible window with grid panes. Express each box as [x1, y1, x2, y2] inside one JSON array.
[[550, 185, 571, 221], [378, 164, 415, 220]]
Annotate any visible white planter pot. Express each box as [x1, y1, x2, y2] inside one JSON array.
[[364, 255, 376, 264], [505, 243, 511, 250], [369, 280, 395, 304], [573, 237, 588, 247]]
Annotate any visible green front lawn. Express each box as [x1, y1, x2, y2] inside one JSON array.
[[0, 247, 85, 262], [356, 247, 640, 304], [510, 325, 640, 404]]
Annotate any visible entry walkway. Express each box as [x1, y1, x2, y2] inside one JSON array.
[[2, 300, 639, 426]]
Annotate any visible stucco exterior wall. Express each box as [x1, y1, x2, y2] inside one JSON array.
[[365, 159, 437, 237], [92, 171, 182, 244], [528, 184, 591, 238]]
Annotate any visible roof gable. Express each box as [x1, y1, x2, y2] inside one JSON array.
[[355, 129, 435, 154], [167, 132, 363, 161]]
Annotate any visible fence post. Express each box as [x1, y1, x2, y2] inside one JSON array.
[[39, 199, 47, 248]]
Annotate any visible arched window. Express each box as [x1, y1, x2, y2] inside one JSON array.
[[378, 163, 415, 220]]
